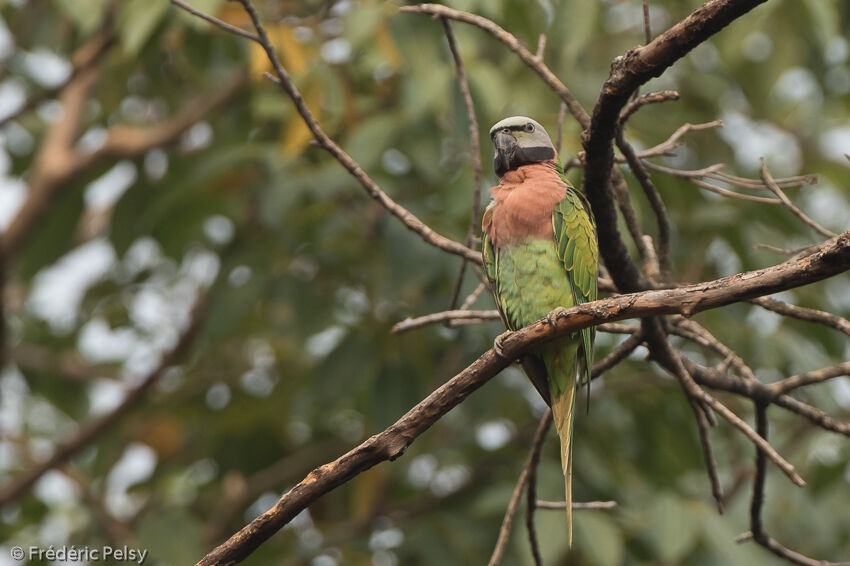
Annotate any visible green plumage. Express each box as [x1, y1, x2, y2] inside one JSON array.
[[483, 166, 597, 545]]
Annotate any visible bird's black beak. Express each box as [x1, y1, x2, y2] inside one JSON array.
[[493, 130, 517, 176]]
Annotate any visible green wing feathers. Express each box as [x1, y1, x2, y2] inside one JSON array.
[[552, 187, 598, 387], [483, 174, 598, 548]]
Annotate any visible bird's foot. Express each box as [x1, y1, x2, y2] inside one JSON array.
[[493, 331, 512, 358], [546, 307, 569, 327]]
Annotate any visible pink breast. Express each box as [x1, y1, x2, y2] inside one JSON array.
[[483, 161, 567, 248]]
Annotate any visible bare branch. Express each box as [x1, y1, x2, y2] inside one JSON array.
[[684, 360, 850, 437], [203, 0, 479, 263], [760, 159, 835, 238], [619, 90, 680, 124], [582, 0, 769, 292], [750, 296, 850, 338], [488, 411, 550, 566], [441, 17, 484, 310], [168, 0, 260, 42], [591, 331, 643, 379], [768, 361, 850, 396], [393, 309, 500, 334], [536, 500, 618, 510], [672, 317, 758, 382], [196, 230, 850, 566], [554, 102, 568, 155], [458, 281, 487, 311], [741, 403, 850, 566], [616, 131, 672, 277], [400, 4, 589, 128]]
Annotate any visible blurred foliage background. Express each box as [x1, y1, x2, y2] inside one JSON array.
[[0, 0, 848, 564]]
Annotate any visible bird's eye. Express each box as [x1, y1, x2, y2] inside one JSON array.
[[525, 123, 534, 132]]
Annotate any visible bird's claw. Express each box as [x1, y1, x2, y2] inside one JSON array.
[[493, 331, 511, 358], [546, 307, 569, 327]]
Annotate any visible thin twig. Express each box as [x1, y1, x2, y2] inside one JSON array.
[[393, 309, 500, 334], [488, 411, 550, 566], [555, 102, 568, 155], [691, 395, 725, 513], [750, 296, 850, 338], [441, 17, 484, 311], [684, 359, 850, 438], [619, 90, 680, 124], [169, 0, 260, 42], [672, 317, 758, 382], [642, 0, 652, 44], [536, 500, 618, 510], [459, 282, 487, 311], [740, 403, 850, 566], [590, 331, 643, 379], [616, 131, 672, 277], [535, 33, 547, 59], [393, 306, 635, 335], [760, 159, 835, 238], [647, 323, 805, 487], [768, 361, 850, 396], [211, 0, 480, 263]]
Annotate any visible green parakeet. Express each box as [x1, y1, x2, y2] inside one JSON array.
[[482, 116, 598, 545]]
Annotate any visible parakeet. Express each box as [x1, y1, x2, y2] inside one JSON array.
[[482, 116, 598, 545]]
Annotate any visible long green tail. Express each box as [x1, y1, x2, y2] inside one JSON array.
[[544, 340, 580, 546]]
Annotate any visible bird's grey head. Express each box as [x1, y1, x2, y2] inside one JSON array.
[[489, 116, 556, 176]]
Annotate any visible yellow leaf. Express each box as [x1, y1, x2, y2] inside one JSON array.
[[280, 82, 320, 157], [375, 24, 401, 70], [250, 24, 309, 81]]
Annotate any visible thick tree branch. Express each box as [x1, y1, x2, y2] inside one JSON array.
[[582, 0, 769, 292], [196, 230, 850, 566]]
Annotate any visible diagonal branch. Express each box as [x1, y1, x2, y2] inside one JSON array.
[[768, 361, 850, 396], [750, 296, 850, 337], [196, 229, 850, 566], [760, 159, 835, 239], [218, 0, 479, 263]]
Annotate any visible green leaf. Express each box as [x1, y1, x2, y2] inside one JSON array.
[[137, 508, 205, 565], [117, 0, 169, 56], [575, 512, 623, 566], [646, 492, 698, 562], [53, 0, 109, 34]]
